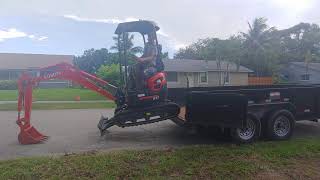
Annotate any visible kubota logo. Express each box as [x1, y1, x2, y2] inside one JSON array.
[[44, 72, 61, 79]]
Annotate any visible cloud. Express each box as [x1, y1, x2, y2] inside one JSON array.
[[63, 14, 139, 24], [63, 14, 185, 51], [0, 28, 27, 41], [38, 36, 48, 41], [28, 34, 35, 38], [0, 28, 48, 42], [157, 30, 169, 37]]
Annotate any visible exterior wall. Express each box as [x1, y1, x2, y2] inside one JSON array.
[[230, 72, 249, 86], [167, 71, 249, 88], [167, 72, 188, 88], [0, 70, 22, 80], [282, 64, 320, 84]]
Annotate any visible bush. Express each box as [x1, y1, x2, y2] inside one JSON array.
[[0, 80, 17, 90]]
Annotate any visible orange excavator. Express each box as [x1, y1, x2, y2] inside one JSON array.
[[16, 20, 180, 144]]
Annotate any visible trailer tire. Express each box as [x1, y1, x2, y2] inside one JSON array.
[[231, 114, 261, 143], [267, 110, 295, 140]]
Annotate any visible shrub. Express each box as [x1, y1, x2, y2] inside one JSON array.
[[0, 80, 18, 90]]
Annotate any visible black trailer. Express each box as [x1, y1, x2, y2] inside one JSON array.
[[168, 84, 320, 143]]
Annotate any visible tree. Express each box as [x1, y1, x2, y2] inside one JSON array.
[[110, 33, 143, 64], [74, 48, 111, 74], [161, 52, 169, 59], [273, 23, 320, 63], [110, 33, 143, 65], [241, 17, 279, 76], [175, 37, 243, 63], [97, 64, 120, 86]]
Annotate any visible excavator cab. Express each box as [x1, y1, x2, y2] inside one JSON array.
[[114, 21, 167, 108], [98, 21, 179, 134]]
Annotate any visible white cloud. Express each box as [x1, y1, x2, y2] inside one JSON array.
[[63, 14, 185, 51], [38, 36, 48, 41], [157, 30, 169, 37], [0, 28, 27, 41], [28, 34, 35, 39], [63, 14, 139, 24], [173, 43, 187, 50], [0, 28, 48, 42], [269, 0, 315, 13]]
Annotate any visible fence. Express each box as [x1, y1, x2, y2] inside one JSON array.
[[248, 77, 273, 85]]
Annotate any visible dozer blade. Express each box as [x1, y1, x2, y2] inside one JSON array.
[[98, 102, 180, 135], [18, 126, 48, 145]]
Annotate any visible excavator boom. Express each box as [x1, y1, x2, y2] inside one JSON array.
[[16, 62, 117, 144]]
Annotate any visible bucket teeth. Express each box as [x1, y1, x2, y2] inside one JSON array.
[[18, 126, 48, 144]]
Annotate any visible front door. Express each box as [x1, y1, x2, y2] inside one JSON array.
[[187, 73, 194, 87]]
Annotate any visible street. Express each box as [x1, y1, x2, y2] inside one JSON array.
[[1, 109, 320, 160]]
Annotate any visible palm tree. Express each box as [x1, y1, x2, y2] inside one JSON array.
[[242, 17, 275, 51], [110, 33, 143, 55], [241, 17, 276, 76]]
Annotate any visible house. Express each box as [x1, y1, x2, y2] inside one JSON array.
[[281, 62, 320, 84], [163, 59, 253, 88], [0, 53, 74, 88]]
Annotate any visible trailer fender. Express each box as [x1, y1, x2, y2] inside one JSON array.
[[261, 103, 296, 122]]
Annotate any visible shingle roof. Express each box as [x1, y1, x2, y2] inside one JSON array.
[[290, 62, 320, 72], [163, 59, 253, 73], [0, 53, 74, 70]]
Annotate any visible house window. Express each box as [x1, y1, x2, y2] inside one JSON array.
[[301, 74, 310, 81], [167, 72, 178, 82], [223, 72, 230, 84], [199, 72, 208, 83], [0, 71, 10, 80]]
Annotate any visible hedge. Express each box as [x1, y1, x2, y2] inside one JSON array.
[[0, 80, 18, 90]]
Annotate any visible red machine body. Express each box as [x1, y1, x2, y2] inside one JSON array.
[[147, 72, 167, 93], [16, 62, 169, 144], [15, 20, 180, 145], [16, 62, 117, 144]]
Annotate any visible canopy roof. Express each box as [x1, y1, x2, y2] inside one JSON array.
[[115, 20, 160, 35]]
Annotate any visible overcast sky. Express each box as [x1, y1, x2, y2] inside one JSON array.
[[0, 0, 319, 57]]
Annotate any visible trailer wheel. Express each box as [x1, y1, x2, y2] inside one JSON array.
[[231, 114, 261, 143], [267, 110, 295, 140]]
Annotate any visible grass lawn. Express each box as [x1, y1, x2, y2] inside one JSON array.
[[0, 102, 115, 111], [1, 138, 319, 179], [0, 88, 107, 101]]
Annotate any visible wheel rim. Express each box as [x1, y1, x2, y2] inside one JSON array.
[[237, 118, 255, 140], [273, 116, 290, 137]]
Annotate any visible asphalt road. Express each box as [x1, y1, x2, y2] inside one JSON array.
[[1, 109, 319, 160]]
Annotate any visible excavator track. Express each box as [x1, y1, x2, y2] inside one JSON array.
[[98, 102, 180, 134]]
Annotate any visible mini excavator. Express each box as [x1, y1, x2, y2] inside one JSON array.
[[16, 20, 180, 144]]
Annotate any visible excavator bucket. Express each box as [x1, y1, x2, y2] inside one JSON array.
[[18, 125, 48, 144]]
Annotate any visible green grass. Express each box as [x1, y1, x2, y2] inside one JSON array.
[[1, 138, 319, 179], [0, 88, 108, 101], [0, 102, 115, 111]]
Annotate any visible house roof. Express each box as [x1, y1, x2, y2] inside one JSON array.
[[163, 59, 253, 73], [290, 62, 320, 72], [0, 53, 74, 70]]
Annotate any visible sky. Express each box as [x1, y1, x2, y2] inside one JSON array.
[[0, 0, 319, 57]]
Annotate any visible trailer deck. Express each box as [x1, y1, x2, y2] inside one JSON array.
[[168, 84, 320, 143]]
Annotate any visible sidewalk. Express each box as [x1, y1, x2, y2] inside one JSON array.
[[0, 100, 111, 104]]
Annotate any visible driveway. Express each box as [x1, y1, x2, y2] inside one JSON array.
[[0, 109, 319, 160]]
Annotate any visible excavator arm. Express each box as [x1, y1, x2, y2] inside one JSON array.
[[16, 62, 117, 144]]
